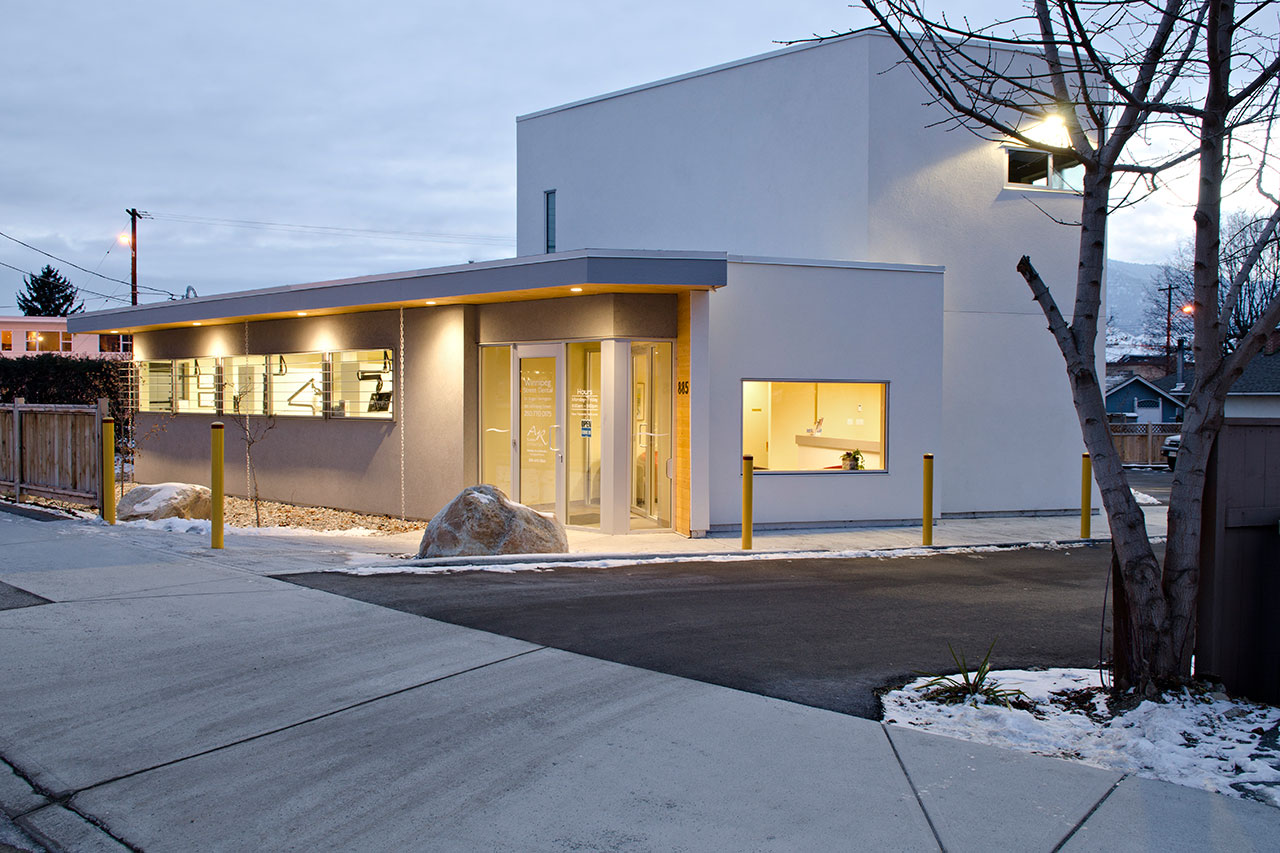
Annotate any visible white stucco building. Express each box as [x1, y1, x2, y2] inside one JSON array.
[[70, 31, 1093, 536], [517, 31, 1090, 529]]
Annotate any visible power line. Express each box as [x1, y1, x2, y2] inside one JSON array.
[[0, 229, 177, 297], [146, 211, 516, 247], [0, 258, 132, 305]]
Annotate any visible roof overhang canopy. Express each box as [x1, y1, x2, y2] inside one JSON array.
[[68, 250, 727, 334]]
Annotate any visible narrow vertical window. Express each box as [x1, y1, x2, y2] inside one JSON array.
[[544, 190, 556, 254]]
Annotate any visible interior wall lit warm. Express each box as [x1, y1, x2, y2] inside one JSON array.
[[742, 380, 886, 471]]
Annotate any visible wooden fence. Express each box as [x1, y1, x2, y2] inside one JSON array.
[[0, 398, 106, 507], [1110, 422, 1181, 466]]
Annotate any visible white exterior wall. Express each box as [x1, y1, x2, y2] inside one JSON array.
[[1225, 396, 1280, 418], [707, 260, 943, 527], [517, 32, 1091, 519], [517, 37, 873, 260], [858, 35, 1087, 513]]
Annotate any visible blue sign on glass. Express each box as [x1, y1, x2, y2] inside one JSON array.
[[580, 419, 592, 437]]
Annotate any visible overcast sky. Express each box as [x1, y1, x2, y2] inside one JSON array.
[[0, 1, 1247, 314]]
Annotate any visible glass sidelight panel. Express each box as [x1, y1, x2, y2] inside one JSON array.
[[567, 342, 602, 526], [519, 354, 559, 514], [480, 346, 513, 496], [631, 341, 673, 529]]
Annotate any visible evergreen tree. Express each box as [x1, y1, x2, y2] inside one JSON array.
[[17, 265, 84, 316]]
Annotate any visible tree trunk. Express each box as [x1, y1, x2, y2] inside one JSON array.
[[1160, 0, 1235, 681], [1024, 165, 1169, 693], [1110, 546, 1132, 688]]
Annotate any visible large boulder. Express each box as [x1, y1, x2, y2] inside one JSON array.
[[117, 482, 213, 522], [418, 485, 568, 558]]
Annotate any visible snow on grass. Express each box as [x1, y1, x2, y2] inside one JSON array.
[[100, 517, 383, 537], [883, 668, 1280, 807], [1131, 489, 1162, 505], [335, 541, 1084, 574]]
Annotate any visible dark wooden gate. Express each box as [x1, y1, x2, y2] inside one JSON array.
[[1197, 418, 1280, 703]]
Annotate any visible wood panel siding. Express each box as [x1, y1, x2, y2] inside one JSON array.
[[675, 292, 692, 535]]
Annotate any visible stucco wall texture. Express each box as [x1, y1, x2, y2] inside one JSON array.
[[517, 31, 1093, 517]]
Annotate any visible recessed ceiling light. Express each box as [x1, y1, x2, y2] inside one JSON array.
[[109, 330, 120, 334], [296, 312, 308, 317], [192, 322, 202, 326], [570, 287, 583, 293], [425, 300, 437, 305]]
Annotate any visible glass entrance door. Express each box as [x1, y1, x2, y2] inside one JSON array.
[[515, 345, 563, 519], [631, 342, 672, 529]]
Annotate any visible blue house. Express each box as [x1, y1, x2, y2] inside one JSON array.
[[1105, 374, 1184, 423]]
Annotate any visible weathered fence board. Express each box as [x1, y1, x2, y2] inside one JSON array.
[[1109, 422, 1181, 466], [1, 400, 104, 506], [0, 409, 12, 484]]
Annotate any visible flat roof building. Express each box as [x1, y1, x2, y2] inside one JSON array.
[[71, 32, 1092, 536]]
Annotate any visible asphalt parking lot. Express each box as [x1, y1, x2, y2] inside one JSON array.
[[1126, 468, 1174, 504], [285, 543, 1117, 719]]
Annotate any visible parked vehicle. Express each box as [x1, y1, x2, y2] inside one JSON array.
[[1162, 434, 1182, 470]]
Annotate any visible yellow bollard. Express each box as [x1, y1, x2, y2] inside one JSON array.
[[742, 454, 753, 550], [211, 422, 225, 549], [922, 453, 934, 546], [101, 417, 116, 525], [1081, 452, 1092, 539]]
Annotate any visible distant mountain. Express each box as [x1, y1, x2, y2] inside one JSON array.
[[1106, 259, 1165, 334]]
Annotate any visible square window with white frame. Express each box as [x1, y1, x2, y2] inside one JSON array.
[[742, 380, 887, 472]]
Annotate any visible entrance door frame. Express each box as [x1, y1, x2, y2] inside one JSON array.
[[512, 343, 566, 522], [485, 338, 675, 535]]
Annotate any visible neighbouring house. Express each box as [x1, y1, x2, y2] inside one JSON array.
[[0, 316, 131, 358], [1106, 353, 1171, 383], [68, 31, 1092, 536], [1105, 374, 1185, 424], [1155, 343, 1280, 418]]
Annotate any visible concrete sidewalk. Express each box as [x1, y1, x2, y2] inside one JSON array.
[[0, 510, 1273, 852], [235, 504, 1172, 571]]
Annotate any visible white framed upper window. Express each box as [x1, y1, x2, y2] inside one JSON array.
[[1006, 147, 1083, 192]]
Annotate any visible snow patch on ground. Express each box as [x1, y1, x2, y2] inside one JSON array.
[[102, 517, 383, 537], [335, 541, 1083, 574], [1131, 489, 1162, 505], [127, 482, 196, 514], [883, 667, 1280, 807]]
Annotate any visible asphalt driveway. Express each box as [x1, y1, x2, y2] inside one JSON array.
[[1127, 469, 1174, 504], [284, 544, 1116, 719]]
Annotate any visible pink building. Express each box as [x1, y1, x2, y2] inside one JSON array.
[[0, 316, 131, 358]]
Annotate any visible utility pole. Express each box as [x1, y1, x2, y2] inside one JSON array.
[[125, 208, 150, 305], [1158, 278, 1175, 375]]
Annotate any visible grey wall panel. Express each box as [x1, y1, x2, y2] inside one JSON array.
[[131, 305, 475, 521], [477, 294, 676, 343]]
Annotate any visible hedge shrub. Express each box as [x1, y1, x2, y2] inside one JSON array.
[[0, 355, 130, 422]]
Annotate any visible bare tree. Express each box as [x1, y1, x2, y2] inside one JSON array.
[[227, 383, 276, 527], [1143, 210, 1280, 350], [840, 1, 1280, 693]]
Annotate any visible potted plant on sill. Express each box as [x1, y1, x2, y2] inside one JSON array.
[[841, 450, 864, 471]]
